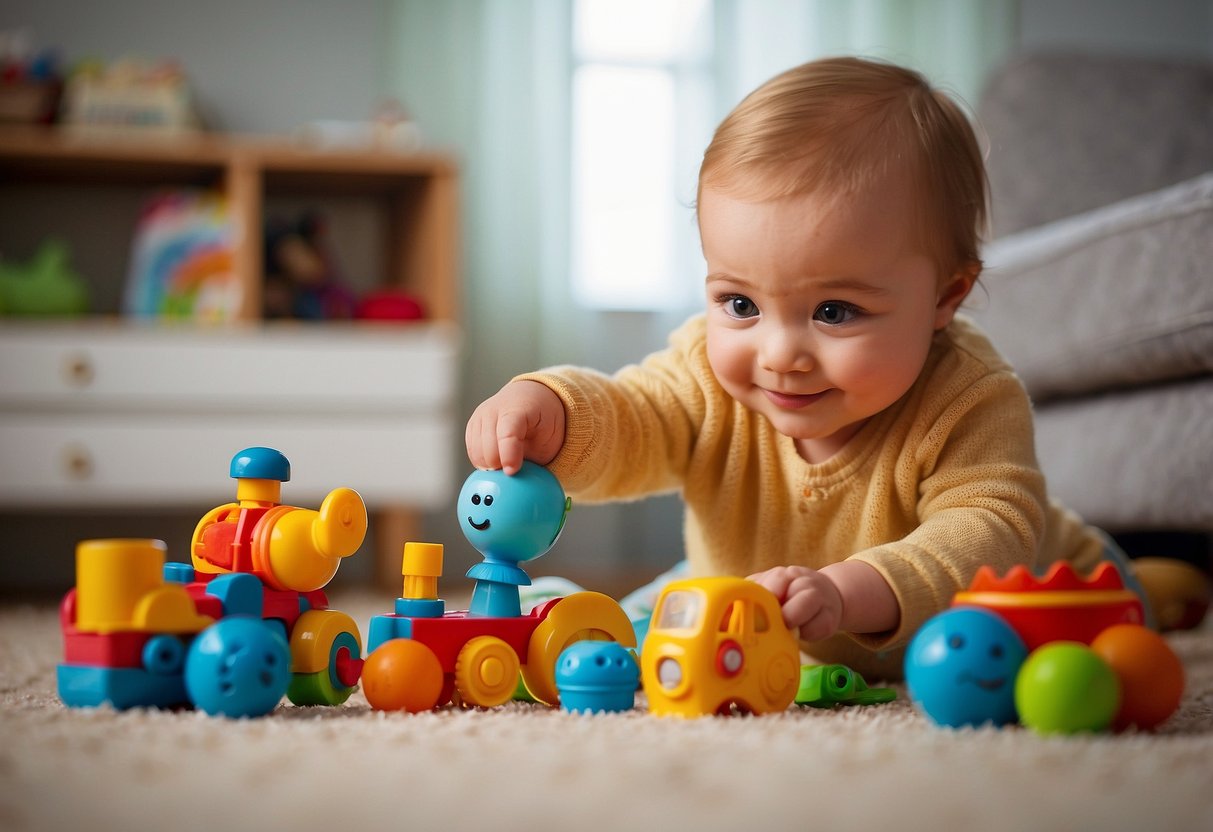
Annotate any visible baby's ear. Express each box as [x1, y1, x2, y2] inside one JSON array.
[[933, 262, 980, 329]]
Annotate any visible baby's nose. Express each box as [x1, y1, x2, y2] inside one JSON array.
[[760, 330, 814, 372]]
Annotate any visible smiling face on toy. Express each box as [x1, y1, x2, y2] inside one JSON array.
[[458, 462, 570, 565], [905, 607, 1028, 728]]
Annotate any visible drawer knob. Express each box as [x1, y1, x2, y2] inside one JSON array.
[[63, 445, 94, 480], [64, 353, 95, 387]]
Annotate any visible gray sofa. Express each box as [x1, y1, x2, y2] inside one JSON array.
[[967, 51, 1213, 563]]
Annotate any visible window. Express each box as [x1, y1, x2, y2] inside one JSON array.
[[654, 590, 704, 630], [569, 0, 714, 310]]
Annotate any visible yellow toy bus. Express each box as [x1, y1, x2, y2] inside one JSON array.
[[641, 576, 800, 718]]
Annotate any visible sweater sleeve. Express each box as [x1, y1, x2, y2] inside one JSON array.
[[848, 369, 1048, 651], [513, 316, 714, 501]]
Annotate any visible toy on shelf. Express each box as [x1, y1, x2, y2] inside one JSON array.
[[556, 641, 639, 714], [0, 239, 89, 316], [57, 447, 368, 717], [124, 191, 237, 322], [363, 463, 635, 711], [640, 576, 800, 718], [355, 289, 426, 322], [0, 34, 63, 125], [795, 664, 897, 709], [262, 211, 356, 321], [907, 561, 1185, 734], [60, 56, 201, 131]]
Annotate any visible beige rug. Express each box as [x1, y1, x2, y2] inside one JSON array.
[[2, 592, 1211, 832]]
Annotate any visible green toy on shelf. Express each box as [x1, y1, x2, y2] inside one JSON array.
[[0, 239, 89, 316]]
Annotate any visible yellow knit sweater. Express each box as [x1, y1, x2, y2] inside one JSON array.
[[519, 314, 1105, 680]]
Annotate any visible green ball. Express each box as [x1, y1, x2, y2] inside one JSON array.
[[1015, 642, 1121, 735]]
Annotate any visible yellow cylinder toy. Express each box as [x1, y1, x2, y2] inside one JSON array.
[[75, 538, 167, 634], [402, 542, 444, 600]]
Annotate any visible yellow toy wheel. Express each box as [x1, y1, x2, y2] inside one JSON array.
[[286, 609, 362, 706], [454, 636, 520, 708], [521, 591, 636, 707]]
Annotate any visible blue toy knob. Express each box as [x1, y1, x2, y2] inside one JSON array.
[[230, 447, 291, 481]]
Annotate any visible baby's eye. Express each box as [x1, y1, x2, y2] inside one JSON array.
[[723, 295, 759, 319], [814, 301, 860, 325]]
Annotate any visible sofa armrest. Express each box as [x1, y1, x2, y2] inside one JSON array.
[[969, 172, 1213, 402]]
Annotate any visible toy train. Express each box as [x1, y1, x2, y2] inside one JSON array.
[[58, 448, 366, 717], [57, 450, 637, 717]]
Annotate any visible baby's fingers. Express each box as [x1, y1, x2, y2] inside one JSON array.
[[494, 410, 530, 475]]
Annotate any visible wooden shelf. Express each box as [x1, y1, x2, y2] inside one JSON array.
[[0, 124, 460, 323]]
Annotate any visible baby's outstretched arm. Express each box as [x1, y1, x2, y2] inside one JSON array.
[[749, 561, 900, 642], [465, 380, 566, 474]]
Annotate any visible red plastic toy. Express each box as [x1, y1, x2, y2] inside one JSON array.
[[952, 561, 1144, 651]]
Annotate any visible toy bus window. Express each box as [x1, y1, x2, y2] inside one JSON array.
[[654, 590, 702, 630], [754, 604, 769, 632], [717, 601, 733, 632]]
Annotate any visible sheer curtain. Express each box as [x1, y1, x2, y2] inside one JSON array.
[[382, 0, 1017, 584]]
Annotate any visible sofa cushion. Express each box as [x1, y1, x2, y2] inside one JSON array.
[[1033, 376, 1213, 532], [969, 172, 1213, 402], [980, 52, 1213, 237]]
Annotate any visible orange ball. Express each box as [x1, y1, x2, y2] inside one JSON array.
[[361, 639, 444, 713], [1090, 624, 1184, 731]]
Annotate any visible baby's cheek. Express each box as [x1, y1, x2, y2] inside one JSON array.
[[705, 331, 750, 389]]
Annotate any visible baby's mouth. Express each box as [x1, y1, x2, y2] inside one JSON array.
[[762, 388, 826, 410]]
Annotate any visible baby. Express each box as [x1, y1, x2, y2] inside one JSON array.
[[465, 56, 1119, 680]]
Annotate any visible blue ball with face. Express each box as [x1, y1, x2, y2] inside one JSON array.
[[458, 462, 570, 565], [905, 606, 1028, 728]]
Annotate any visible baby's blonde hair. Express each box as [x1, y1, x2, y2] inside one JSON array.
[[698, 56, 988, 280]]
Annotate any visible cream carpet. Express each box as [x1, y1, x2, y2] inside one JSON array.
[[2, 592, 1211, 832]]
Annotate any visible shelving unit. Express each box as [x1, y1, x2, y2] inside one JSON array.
[[0, 126, 462, 588]]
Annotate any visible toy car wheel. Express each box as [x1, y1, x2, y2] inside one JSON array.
[[455, 636, 520, 708], [185, 617, 292, 718], [286, 609, 363, 706], [142, 634, 186, 675], [522, 591, 636, 707]]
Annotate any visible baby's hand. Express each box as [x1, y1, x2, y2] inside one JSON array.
[[748, 565, 844, 642], [465, 380, 566, 475]]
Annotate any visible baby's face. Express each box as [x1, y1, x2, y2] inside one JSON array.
[[699, 179, 963, 463]]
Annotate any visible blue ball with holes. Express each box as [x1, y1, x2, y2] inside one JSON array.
[[905, 606, 1028, 728], [556, 641, 639, 714], [185, 617, 292, 718]]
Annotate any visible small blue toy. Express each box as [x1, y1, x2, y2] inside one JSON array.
[[556, 641, 638, 714], [905, 606, 1028, 728], [184, 617, 292, 718], [459, 462, 571, 617]]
